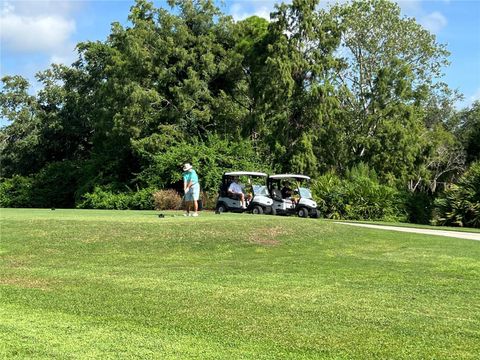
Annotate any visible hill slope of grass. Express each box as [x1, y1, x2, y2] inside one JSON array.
[[1, 209, 479, 359]]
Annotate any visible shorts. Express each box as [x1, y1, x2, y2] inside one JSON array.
[[185, 183, 200, 201]]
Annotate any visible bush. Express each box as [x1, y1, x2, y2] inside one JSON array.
[[31, 161, 81, 208], [135, 135, 271, 192], [0, 175, 34, 207], [0, 161, 82, 208], [312, 164, 405, 221], [404, 191, 435, 224], [153, 189, 182, 210], [77, 187, 155, 210], [201, 191, 218, 210], [432, 161, 480, 228]]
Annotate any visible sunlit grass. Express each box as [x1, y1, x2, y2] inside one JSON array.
[[1, 209, 479, 359]]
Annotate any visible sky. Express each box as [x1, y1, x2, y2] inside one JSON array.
[[1, 0, 479, 110]]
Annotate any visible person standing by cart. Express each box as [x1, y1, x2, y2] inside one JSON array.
[[182, 163, 200, 217]]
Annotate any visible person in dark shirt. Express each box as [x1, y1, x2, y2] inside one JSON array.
[[281, 181, 297, 206]]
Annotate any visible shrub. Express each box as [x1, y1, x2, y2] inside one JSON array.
[[0, 175, 34, 208], [312, 164, 405, 221], [313, 171, 345, 219], [201, 191, 218, 210], [128, 187, 156, 210], [135, 135, 271, 192], [31, 161, 81, 208], [432, 161, 480, 228], [153, 189, 182, 210], [77, 187, 155, 210], [404, 191, 435, 224], [0, 161, 81, 208]]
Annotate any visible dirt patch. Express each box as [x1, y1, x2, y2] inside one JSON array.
[[0, 276, 54, 290], [4, 256, 33, 269], [248, 226, 288, 246]]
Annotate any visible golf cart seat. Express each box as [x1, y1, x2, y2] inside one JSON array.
[[272, 189, 283, 201], [219, 181, 231, 197]]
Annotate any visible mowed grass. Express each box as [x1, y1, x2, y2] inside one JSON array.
[[1, 209, 479, 359]]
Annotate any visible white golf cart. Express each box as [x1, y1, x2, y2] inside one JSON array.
[[215, 171, 273, 214], [267, 174, 320, 218]]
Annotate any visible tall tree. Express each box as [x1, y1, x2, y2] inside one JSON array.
[[330, 0, 451, 181], [457, 101, 480, 164], [0, 76, 41, 176], [259, 0, 342, 174]]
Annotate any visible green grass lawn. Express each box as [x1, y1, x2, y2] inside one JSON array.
[[1, 209, 479, 359]]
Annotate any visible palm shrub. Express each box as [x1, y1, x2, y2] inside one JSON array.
[[312, 164, 405, 221], [432, 161, 480, 228], [313, 171, 345, 219]]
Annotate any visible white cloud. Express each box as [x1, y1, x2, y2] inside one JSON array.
[[397, 0, 422, 15], [420, 11, 448, 34], [230, 2, 272, 21], [49, 43, 77, 66], [0, 1, 76, 54]]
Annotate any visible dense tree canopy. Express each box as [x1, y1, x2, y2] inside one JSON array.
[[1, 0, 477, 223]]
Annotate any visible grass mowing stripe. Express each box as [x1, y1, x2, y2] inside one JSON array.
[[1, 209, 479, 359]]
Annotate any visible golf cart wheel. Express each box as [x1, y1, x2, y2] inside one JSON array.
[[216, 203, 227, 214], [264, 206, 272, 215], [310, 210, 321, 218], [298, 207, 309, 218], [252, 205, 264, 215], [270, 207, 277, 216]]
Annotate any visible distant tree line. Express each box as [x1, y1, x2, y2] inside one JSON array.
[[1, 0, 479, 226]]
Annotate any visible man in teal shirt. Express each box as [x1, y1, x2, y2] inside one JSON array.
[[182, 163, 200, 217]]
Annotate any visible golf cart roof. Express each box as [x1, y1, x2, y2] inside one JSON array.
[[224, 171, 268, 177], [269, 174, 311, 180]]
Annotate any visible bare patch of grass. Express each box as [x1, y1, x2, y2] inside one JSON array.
[[0, 276, 53, 290], [4, 255, 33, 269], [248, 226, 289, 246]]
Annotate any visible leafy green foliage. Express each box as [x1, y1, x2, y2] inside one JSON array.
[[404, 191, 435, 225], [456, 100, 480, 164], [30, 161, 82, 208], [77, 186, 155, 210], [312, 163, 405, 220], [0, 161, 81, 208], [0, 175, 34, 208], [0, 76, 41, 177], [329, 0, 451, 181], [136, 135, 269, 191], [0, 0, 472, 222], [433, 161, 480, 228], [258, 0, 342, 175]]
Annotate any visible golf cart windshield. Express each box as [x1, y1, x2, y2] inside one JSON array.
[[253, 184, 269, 196], [298, 187, 312, 199]]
